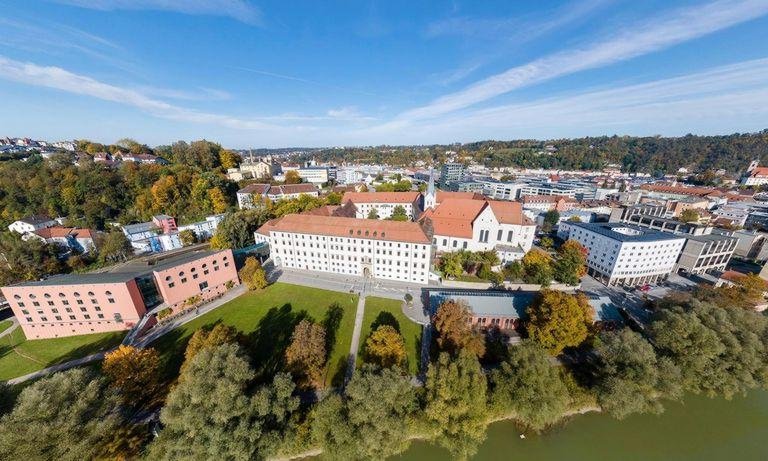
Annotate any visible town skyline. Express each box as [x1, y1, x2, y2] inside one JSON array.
[[1, 0, 768, 147]]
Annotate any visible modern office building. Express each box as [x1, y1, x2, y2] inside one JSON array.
[[255, 214, 432, 284], [1, 249, 239, 339], [558, 222, 686, 286], [440, 163, 466, 187], [675, 234, 737, 274]]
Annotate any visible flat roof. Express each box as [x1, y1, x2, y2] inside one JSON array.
[[428, 289, 536, 318], [686, 233, 737, 243], [567, 222, 685, 243], [9, 249, 227, 288]]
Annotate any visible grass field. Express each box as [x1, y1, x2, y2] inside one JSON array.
[[0, 320, 13, 335], [0, 327, 124, 381], [149, 283, 359, 387], [358, 296, 422, 375]]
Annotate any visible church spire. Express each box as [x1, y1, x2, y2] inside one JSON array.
[[424, 168, 437, 210]]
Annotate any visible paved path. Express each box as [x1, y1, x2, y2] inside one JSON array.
[[135, 284, 247, 348], [7, 351, 107, 385], [0, 317, 19, 339], [345, 291, 368, 385]]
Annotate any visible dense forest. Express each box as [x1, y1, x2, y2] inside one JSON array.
[[300, 130, 768, 173], [0, 139, 241, 230]]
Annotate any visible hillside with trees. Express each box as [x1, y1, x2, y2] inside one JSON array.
[[300, 130, 768, 174]]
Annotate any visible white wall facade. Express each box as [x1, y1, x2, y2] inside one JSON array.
[[560, 222, 685, 286], [264, 231, 431, 284], [432, 207, 535, 255], [353, 201, 417, 220]]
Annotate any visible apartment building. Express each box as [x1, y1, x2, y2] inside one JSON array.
[[237, 183, 319, 209], [255, 214, 432, 284], [342, 191, 422, 220], [558, 222, 686, 286], [8, 215, 57, 234], [421, 198, 535, 264], [1, 249, 239, 339]]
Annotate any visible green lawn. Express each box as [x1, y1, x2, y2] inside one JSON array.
[[357, 297, 422, 375], [0, 320, 13, 335], [0, 327, 125, 381], [149, 283, 359, 387]]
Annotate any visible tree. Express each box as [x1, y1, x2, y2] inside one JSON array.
[[212, 209, 270, 249], [97, 230, 133, 263], [679, 208, 700, 223], [179, 229, 198, 246], [0, 368, 121, 460], [651, 300, 768, 398], [554, 239, 587, 285], [540, 236, 554, 249], [326, 192, 342, 205], [433, 300, 486, 357], [239, 256, 268, 290], [285, 320, 327, 389], [527, 290, 593, 355], [424, 352, 488, 460], [207, 187, 229, 213], [312, 366, 417, 460], [542, 209, 560, 233], [438, 251, 464, 278], [489, 340, 571, 430], [218, 149, 241, 170], [390, 205, 408, 221], [149, 344, 300, 460], [102, 345, 161, 406], [520, 249, 554, 286], [593, 329, 682, 419], [367, 208, 379, 219], [567, 215, 582, 222], [365, 325, 406, 369], [284, 170, 302, 184], [182, 324, 239, 373]]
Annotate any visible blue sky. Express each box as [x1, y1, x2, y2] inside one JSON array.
[[1, 0, 768, 148]]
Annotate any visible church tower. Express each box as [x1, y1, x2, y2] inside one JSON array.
[[424, 168, 437, 210]]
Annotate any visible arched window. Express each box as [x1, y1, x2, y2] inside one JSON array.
[[59, 292, 65, 297], [165, 276, 172, 281], [105, 291, 112, 296], [87, 291, 95, 297], [73, 292, 80, 297], [44, 293, 51, 298], [13, 294, 20, 300], [29, 294, 36, 299]]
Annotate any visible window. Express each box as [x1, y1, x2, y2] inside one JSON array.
[[33, 301, 40, 307], [88, 291, 95, 296], [76, 299, 84, 305], [44, 293, 51, 298], [105, 291, 112, 296], [497, 229, 503, 241], [199, 281, 209, 291], [73, 292, 80, 297], [181, 278, 187, 283], [62, 300, 69, 305], [108, 298, 115, 304], [168, 282, 175, 288], [94, 306, 101, 312]]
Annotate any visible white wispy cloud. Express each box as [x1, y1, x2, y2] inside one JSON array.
[[233, 66, 377, 97], [404, 0, 768, 121], [360, 57, 768, 143], [0, 54, 276, 130], [426, 0, 612, 41], [52, 0, 262, 25]]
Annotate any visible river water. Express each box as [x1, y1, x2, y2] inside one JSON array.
[[395, 391, 768, 460]]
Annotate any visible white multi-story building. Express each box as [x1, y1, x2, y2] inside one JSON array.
[[337, 168, 364, 185], [237, 184, 319, 209], [558, 222, 686, 286], [482, 182, 523, 201], [342, 192, 422, 220], [420, 198, 536, 264], [8, 215, 57, 234], [177, 214, 226, 239], [255, 214, 432, 284], [741, 160, 768, 186], [281, 166, 329, 185]]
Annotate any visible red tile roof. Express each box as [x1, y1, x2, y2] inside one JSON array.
[[238, 183, 270, 194], [34, 226, 93, 239], [435, 191, 484, 202], [342, 191, 420, 204], [275, 183, 318, 195], [422, 198, 533, 238], [257, 214, 431, 244], [750, 167, 768, 177]]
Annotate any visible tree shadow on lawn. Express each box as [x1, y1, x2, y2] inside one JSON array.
[[49, 334, 125, 367], [247, 303, 308, 382], [370, 311, 400, 334]]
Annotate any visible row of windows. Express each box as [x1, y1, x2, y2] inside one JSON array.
[[26, 313, 106, 322], [14, 290, 113, 300], [166, 263, 227, 287], [276, 233, 426, 248], [18, 298, 115, 308]]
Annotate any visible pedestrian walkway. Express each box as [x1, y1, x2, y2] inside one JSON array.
[[344, 293, 367, 385], [0, 317, 19, 339]]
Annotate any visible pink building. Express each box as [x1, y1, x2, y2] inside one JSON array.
[[1, 274, 147, 339], [1, 249, 240, 339], [151, 249, 239, 311], [152, 214, 178, 234]]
